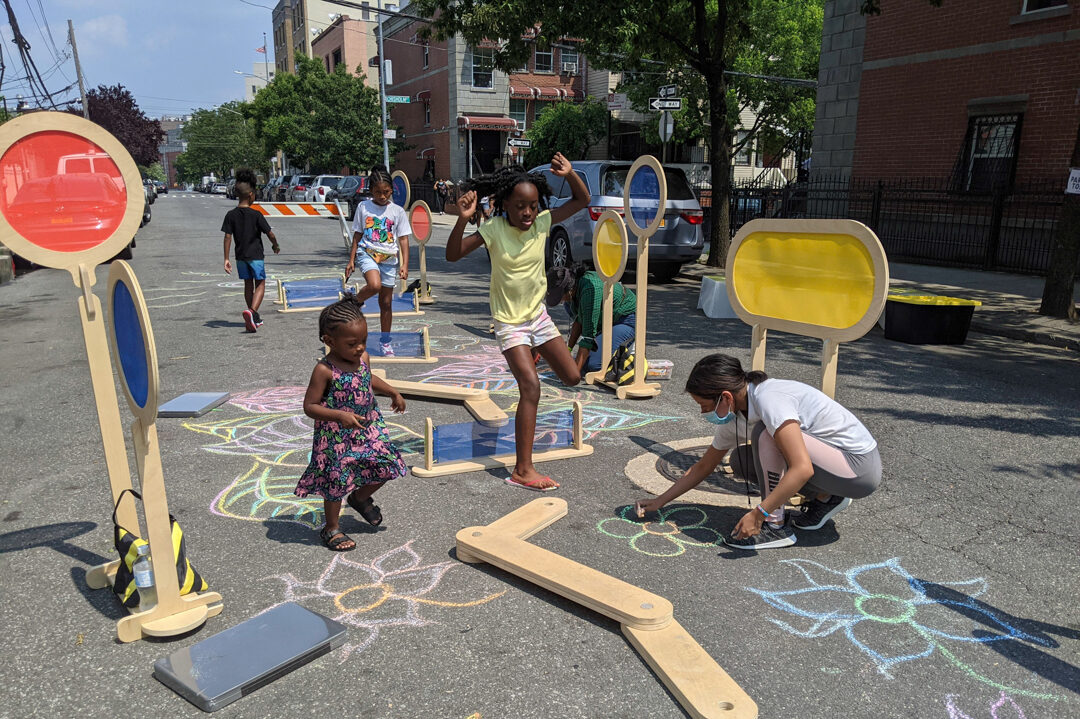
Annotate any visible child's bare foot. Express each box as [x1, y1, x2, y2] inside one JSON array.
[[506, 467, 559, 492]]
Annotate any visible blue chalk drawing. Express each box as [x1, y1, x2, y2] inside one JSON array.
[[745, 558, 1065, 701]]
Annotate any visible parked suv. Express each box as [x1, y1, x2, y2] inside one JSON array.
[[287, 174, 316, 201], [528, 160, 704, 281], [327, 175, 370, 219], [304, 175, 342, 202]]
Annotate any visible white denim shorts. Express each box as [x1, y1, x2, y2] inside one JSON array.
[[493, 306, 562, 352]]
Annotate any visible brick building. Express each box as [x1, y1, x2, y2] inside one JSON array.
[[812, 0, 1080, 187], [381, 15, 584, 181], [311, 15, 380, 90]]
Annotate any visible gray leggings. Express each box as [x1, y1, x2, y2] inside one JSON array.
[[730, 422, 881, 500]]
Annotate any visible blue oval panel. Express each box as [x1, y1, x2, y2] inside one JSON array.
[[628, 165, 661, 230], [112, 281, 149, 408], [392, 176, 408, 207]]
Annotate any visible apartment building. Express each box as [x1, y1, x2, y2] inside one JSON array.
[[311, 14, 381, 90], [813, 0, 1080, 186], [240, 62, 276, 102], [381, 13, 584, 180], [272, 0, 370, 74]]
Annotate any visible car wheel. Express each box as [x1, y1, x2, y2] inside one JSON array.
[[651, 262, 683, 283], [547, 229, 572, 269]]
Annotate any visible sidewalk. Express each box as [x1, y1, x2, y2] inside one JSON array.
[[679, 260, 1080, 352]]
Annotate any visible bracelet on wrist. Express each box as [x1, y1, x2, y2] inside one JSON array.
[[756, 504, 770, 519]]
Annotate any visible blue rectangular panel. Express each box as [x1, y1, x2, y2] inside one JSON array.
[[432, 409, 573, 463], [366, 331, 424, 358], [359, 292, 415, 314], [158, 391, 230, 418], [153, 603, 346, 712]]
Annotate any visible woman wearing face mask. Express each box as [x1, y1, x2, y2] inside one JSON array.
[[633, 353, 881, 551]]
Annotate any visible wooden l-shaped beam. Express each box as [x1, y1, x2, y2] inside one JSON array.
[[456, 498, 757, 719]]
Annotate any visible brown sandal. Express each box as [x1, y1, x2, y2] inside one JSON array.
[[320, 527, 355, 552]]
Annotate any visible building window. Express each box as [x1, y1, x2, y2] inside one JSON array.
[[561, 48, 578, 74], [361, 1, 370, 20], [509, 99, 527, 130], [471, 46, 494, 88], [754, 139, 764, 168], [252, 85, 258, 96], [959, 114, 1022, 192], [1022, 0, 1066, 11], [534, 47, 553, 73], [424, 104, 431, 126], [733, 131, 751, 166], [423, 43, 429, 69], [332, 48, 342, 69]]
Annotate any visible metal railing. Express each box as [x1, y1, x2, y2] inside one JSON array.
[[693, 176, 1065, 274]]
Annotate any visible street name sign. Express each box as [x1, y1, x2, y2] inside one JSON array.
[[386, 95, 411, 104], [649, 98, 682, 111]]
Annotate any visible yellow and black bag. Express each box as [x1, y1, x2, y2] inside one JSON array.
[[111, 489, 209, 608], [604, 337, 648, 386]]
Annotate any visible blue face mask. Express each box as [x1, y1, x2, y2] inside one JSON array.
[[703, 396, 735, 425]]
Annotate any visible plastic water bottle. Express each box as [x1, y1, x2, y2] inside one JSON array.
[[133, 544, 157, 612]]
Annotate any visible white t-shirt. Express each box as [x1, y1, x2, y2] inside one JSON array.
[[351, 199, 411, 263], [711, 379, 877, 455]]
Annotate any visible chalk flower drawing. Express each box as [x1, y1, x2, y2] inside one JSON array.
[[945, 692, 1027, 719], [262, 541, 505, 661], [598, 506, 721, 557], [746, 558, 1062, 700]]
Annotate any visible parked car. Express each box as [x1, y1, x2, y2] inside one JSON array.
[[144, 179, 156, 203], [328, 175, 370, 219], [286, 174, 316, 201], [528, 160, 704, 281], [154, 180, 167, 195], [304, 175, 342, 202], [212, 183, 228, 195], [225, 177, 238, 199], [142, 184, 152, 226], [261, 176, 284, 201]]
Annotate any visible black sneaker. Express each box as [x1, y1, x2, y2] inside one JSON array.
[[253, 311, 264, 328], [793, 495, 852, 530], [723, 522, 796, 550]]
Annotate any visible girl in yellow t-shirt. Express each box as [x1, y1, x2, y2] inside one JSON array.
[[446, 153, 590, 491]]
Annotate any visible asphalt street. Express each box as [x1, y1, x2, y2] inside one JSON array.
[[0, 192, 1078, 718]]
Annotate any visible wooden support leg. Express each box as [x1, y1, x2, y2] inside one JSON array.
[[750, 324, 767, 373], [820, 338, 839, 399]]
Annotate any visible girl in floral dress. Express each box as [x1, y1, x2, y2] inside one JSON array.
[[295, 296, 408, 551]]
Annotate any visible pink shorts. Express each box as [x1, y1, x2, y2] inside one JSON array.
[[493, 306, 562, 352]]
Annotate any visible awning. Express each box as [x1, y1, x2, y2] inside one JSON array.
[[416, 90, 431, 102], [416, 147, 436, 159], [457, 115, 518, 131], [509, 86, 535, 99], [562, 89, 581, 100], [536, 87, 562, 101]]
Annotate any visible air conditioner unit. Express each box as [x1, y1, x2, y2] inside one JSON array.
[[561, 63, 578, 75]]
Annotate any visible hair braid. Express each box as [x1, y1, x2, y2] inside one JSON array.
[[368, 163, 393, 189], [461, 165, 551, 216], [318, 295, 367, 340], [684, 353, 768, 400]]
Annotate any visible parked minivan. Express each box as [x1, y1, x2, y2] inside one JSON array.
[[528, 160, 704, 281], [287, 174, 316, 201]]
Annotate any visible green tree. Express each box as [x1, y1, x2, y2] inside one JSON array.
[[415, 0, 823, 265], [523, 98, 608, 167], [247, 55, 386, 172], [139, 162, 166, 182], [176, 101, 266, 182]]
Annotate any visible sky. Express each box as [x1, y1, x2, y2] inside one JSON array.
[[1, 0, 285, 118]]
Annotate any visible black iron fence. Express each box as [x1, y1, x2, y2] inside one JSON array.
[[696, 176, 1065, 274]]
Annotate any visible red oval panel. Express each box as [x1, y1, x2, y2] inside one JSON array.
[[410, 204, 431, 242], [0, 131, 127, 252]]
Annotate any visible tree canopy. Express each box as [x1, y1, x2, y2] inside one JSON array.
[[247, 55, 389, 173], [414, 0, 823, 264], [83, 84, 162, 166], [175, 101, 266, 183], [523, 98, 608, 167]]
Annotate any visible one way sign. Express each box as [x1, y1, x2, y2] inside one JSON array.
[[649, 97, 682, 111], [507, 138, 532, 148]]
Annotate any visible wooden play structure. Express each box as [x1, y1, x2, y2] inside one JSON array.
[[276, 274, 424, 317], [456, 498, 757, 719], [0, 112, 223, 642], [584, 155, 665, 399], [370, 367, 507, 427], [409, 200, 436, 304], [726, 219, 889, 398], [412, 402, 593, 478]]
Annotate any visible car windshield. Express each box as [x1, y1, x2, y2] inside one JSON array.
[[297, 176, 315, 185], [13, 174, 119, 205], [318, 177, 341, 188], [601, 167, 696, 201]]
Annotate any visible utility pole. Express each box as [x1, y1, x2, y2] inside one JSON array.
[[68, 20, 88, 119], [377, 2, 390, 168]]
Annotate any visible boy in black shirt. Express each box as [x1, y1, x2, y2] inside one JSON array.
[[222, 170, 279, 332]]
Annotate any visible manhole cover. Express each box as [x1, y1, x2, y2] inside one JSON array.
[[656, 446, 758, 497]]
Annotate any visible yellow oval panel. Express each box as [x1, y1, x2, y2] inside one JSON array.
[[595, 218, 626, 280], [732, 231, 876, 329]]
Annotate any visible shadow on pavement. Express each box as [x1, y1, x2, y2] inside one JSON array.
[[0, 521, 108, 567]]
